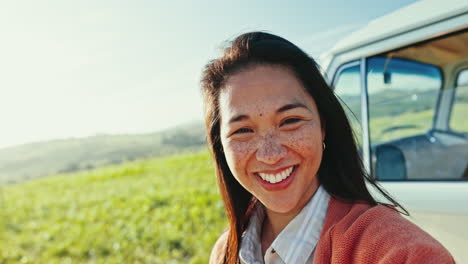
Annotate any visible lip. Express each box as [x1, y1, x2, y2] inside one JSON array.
[[255, 165, 298, 191]]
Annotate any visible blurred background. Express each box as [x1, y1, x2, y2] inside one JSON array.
[[0, 0, 424, 263]]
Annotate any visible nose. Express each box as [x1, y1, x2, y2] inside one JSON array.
[[256, 134, 287, 165]]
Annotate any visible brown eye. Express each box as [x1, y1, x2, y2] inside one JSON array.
[[233, 128, 253, 134], [281, 118, 301, 126]]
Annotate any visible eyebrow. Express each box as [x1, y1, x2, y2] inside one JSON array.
[[277, 102, 308, 113], [228, 102, 309, 124]]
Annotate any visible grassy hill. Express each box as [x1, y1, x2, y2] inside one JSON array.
[[0, 151, 226, 264], [0, 122, 206, 185]]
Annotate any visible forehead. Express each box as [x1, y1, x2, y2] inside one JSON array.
[[219, 65, 316, 117]]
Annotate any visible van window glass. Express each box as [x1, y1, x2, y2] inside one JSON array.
[[367, 57, 452, 180], [367, 31, 468, 181], [333, 64, 362, 153], [367, 57, 441, 144], [450, 69, 468, 132]]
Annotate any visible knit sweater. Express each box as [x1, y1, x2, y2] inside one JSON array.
[[210, 197, 455, 263], [313, 197, 455, 263]]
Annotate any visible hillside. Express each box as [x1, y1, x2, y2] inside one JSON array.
[[0, 151, 226, 264], [0, 121, 206, 184]]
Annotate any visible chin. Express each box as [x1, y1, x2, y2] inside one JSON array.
[[263, 198, 299, 214]]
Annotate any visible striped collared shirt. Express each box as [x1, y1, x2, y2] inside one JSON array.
[[239, 185, 330, 264]]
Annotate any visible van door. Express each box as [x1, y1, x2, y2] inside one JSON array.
[[364, 30, 468, 261]]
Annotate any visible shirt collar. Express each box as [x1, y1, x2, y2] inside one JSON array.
[[239, 185, 330, 264], [273, 185, 330, 263], [239, 202, 265, 263]]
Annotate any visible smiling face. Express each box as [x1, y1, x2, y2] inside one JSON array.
[[219, 64, 325, 216]]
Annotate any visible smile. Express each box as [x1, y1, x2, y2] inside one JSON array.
[[257, 165, 295, 184]]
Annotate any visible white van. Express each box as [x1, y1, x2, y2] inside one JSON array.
[[320, 0, 467, 261]]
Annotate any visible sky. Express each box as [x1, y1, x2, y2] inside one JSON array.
[[0, 0, 417, 149]]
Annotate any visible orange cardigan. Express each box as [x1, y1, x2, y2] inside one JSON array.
[[313, 197, 455, 263], [210, 197, 455, 263]]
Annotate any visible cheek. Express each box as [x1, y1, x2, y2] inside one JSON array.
[[284, 124, 322, 156], [222, 140, 257, 176]]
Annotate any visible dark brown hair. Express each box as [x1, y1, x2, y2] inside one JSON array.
[[201, 31, 407, 264]]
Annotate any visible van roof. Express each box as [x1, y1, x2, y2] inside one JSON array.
[[325, 0, 468, 56]]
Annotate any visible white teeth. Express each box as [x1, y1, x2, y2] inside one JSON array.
[[271, 175, 278, 183], [267, 175, 274, 183], [274, 175, 280, 183], [258, 166, 295, 184], [270, 176, 276, 183]]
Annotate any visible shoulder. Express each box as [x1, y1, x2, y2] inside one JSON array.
[[328, 202, 455, 263], [209, 230, 229, 264]]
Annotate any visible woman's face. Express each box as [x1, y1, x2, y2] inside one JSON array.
[[219, 65, 325, 215]]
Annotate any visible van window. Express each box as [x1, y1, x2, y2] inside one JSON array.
[[368, 30, 468, 180], [450, 69, 468, 133], [333, 64, 362, 152], [367, 57, 441, 144]]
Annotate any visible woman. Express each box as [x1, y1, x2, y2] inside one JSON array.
[[201, 32, 454, 264]]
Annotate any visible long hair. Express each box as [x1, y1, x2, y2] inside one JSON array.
[[200, 31, 407, 264]]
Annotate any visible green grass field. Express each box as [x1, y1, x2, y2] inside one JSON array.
[[0, 152, 226, 264]]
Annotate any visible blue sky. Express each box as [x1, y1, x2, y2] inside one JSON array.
[[0, 0, 417, 149]]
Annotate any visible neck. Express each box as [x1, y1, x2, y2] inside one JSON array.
[[261, 184, 320, 244], [260, 203, 306, 255], [264, 208, 297, 237]]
